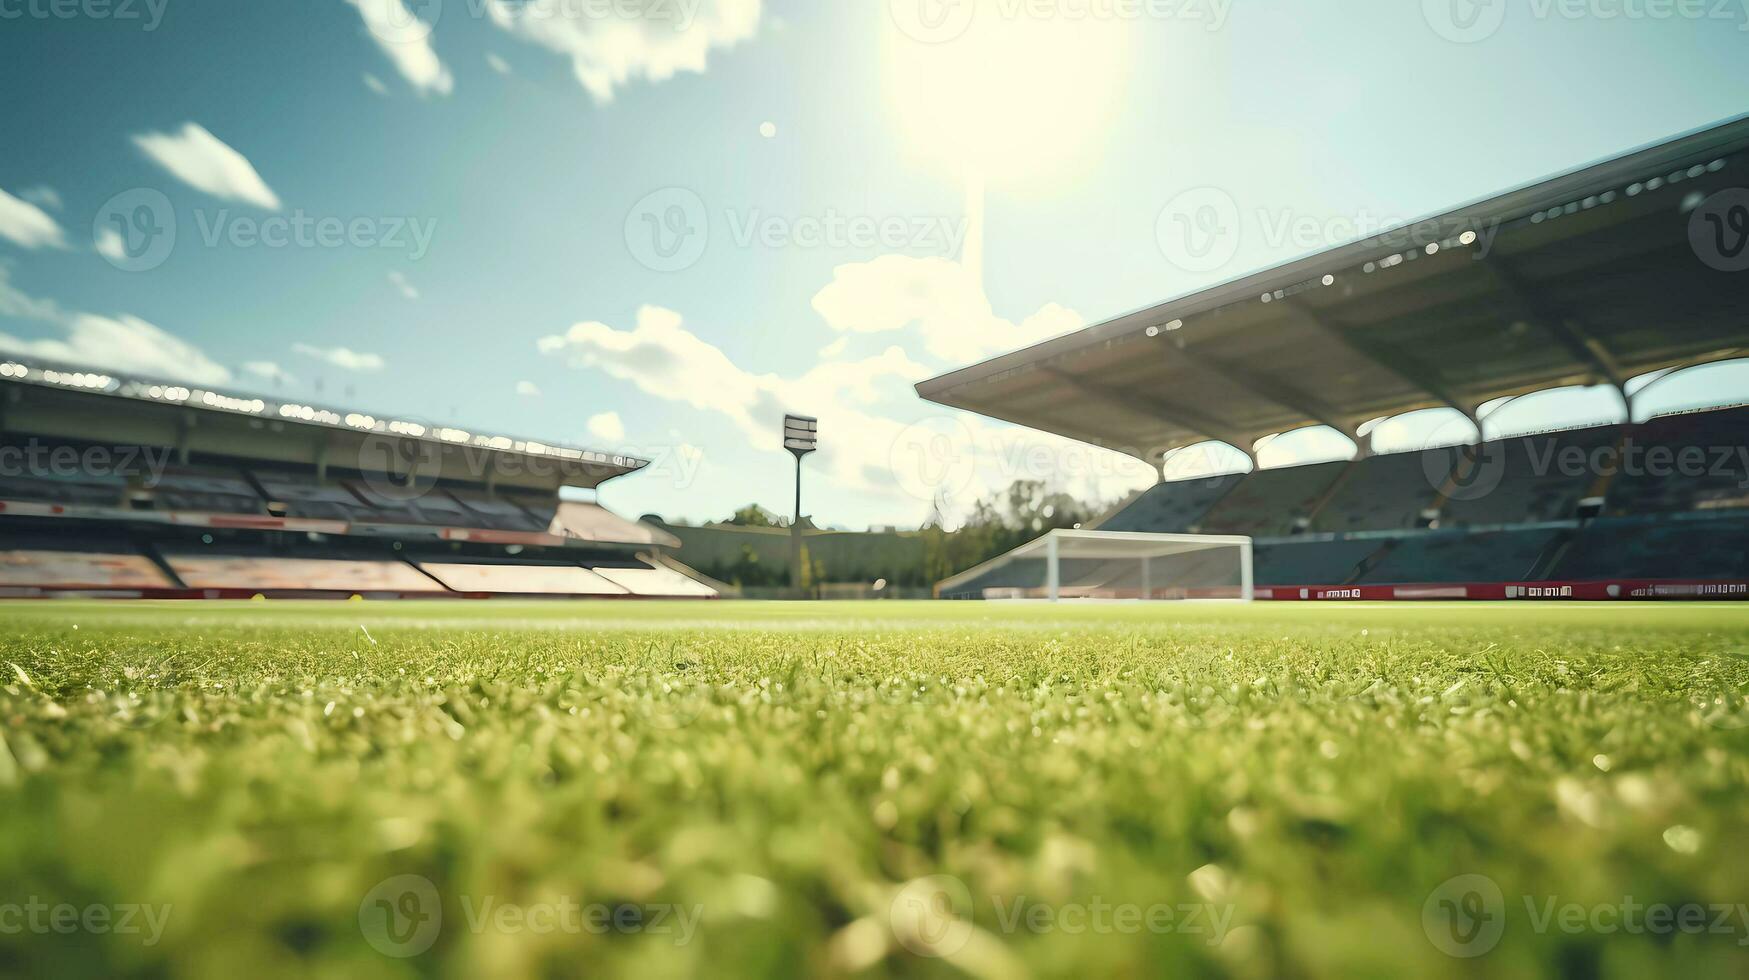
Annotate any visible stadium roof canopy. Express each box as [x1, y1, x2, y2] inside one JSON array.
[[917, 115, 1749, 464], [0, 356, 647, 491]]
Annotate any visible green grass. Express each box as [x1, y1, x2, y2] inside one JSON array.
[[2, 600, 1748, 978]]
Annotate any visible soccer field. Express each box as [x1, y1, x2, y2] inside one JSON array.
[[3, 600, 1748, 978]]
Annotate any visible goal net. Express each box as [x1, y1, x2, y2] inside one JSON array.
[[936, 529, 1254, 601]]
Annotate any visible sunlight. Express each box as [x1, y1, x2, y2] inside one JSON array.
[[883, 5, 1134, 189]]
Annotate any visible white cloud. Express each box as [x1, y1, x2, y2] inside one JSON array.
[[810, 255, 1080, 364], [133, 123, 282, 211], [0, 268, 258, 389], [363, 73, 390, 96], [19, 187, 62, 211], [538, 305, 976, 513], [487, 0, 760, 103], [388, 270, 419, 300], [243, 360, 295, 384], [0, 312, 232, 386], [0, 267, 65, 322], [538, 278, 1150, 524], [94, 227, 126, 263], [344, 0, 453, 96], [293, 342, 385, 372], [0, 187, 68, 249], [817, 336, 848, 359], [516, 380, 541, 397], [486, 52, 512, 75], [587, 410, 625, 442]]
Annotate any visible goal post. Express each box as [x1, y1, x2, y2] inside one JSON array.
[[937, 529, 1255, 601]]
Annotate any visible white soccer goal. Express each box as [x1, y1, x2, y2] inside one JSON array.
[[937, 528, 1254, 601]]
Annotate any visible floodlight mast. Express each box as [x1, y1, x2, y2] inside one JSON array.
[[782, 414, 818, 595]]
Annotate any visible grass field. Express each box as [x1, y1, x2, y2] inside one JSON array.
[[3, 599, 1748, 978]]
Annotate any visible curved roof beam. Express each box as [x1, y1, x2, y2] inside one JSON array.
[[1037, 366, 1254, 454], [1157, 334, 1352, 434], [1280, 300, 1475, 423], [1481, 256, 1627, 392]]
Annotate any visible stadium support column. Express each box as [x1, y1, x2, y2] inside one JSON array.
[[1045, 533, 1060, 602], [1140, 555, 1151, 601]]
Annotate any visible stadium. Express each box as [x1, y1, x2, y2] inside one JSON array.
[[0, 360, 716, 599], [4, 8, 1749, 980], [923, 114, 1749, 603]]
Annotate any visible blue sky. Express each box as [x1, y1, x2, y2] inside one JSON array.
[[1, 0, 1745, 529]]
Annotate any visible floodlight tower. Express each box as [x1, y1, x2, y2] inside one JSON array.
[[783, 414, 818, 594]]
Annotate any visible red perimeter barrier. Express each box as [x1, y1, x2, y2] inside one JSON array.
[[1255, 580, 1749, 601]]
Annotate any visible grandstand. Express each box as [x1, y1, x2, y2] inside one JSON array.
[[0, 357, 716, 599], [924, 116, 1749, 600]]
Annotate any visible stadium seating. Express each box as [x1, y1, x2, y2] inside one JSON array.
[[1200, 460, 1348, 536], [145, 466, 265, 514], [416, 561, 629, 596], [164, 553, 442, 593], [252, 470, 382, 522], [1553, 515, 1749, 581], [505, 493, 560, 530], [0, 468, 126, 507], [1098, 473, 1243, 533], [0, 547, 172, 589], [1357, 528, 1567, 584], [1436, 426, 1619, 527], [1604, 408, 1749, 515], [595, 562, 723, 598], [1312, 451, 1444, 533], [445, 487, 550, 532], [1253, 538, 1387, 586]]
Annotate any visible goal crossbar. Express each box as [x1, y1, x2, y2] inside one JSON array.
[[937, 528, 1255, 602]]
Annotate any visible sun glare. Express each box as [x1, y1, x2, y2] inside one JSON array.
[[883, 8, 1133, 188]]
